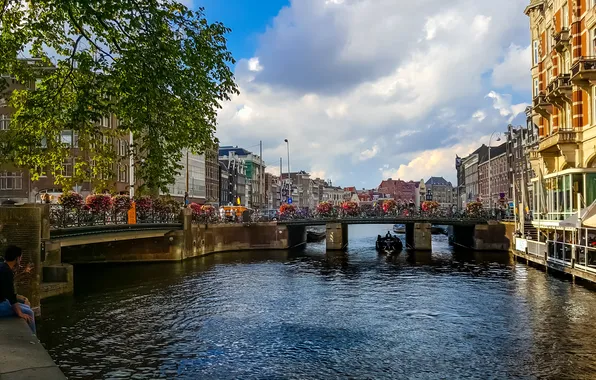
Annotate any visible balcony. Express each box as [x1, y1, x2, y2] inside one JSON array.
[[570, 57, 596, 88], [553, 28, 570, 53], [546, 74, 572, 106], [532, 92, 553, 118], [538, 129, 580, 153]]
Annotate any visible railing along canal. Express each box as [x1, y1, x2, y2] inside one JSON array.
[[50, 204, 179, 230], [48, 204, 509, 230]]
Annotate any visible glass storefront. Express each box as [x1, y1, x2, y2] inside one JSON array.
[[532, 170, 596, 221]]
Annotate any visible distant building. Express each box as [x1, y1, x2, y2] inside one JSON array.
[[265, 173, 282, 210], [205, 146, 220, 205], [280, 171, 312, 209], [219, 152, 247, 206], [322, 185, 344, 205], [219, 146, 266, 209], [378, 178, 418, 204], [425, 176, 455, 209], [478, 143, 508, 207], [457, 145, 489, 207], [167, 150, 206, 204], [218, 162, 230, 206]]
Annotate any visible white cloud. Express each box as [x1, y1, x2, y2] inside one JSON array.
[[491, 44, 531, 91], [472, 110, 487, 122], [359, 145, 379, 161], [486, 91, 529, 122], [248, 57, 263, 72], [216, 0, 531, 187], [381, 140, 488, 184]]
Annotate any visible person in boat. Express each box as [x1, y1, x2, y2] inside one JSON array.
[[386, 231, 391, 239]]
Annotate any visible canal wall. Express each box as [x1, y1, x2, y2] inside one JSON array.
[[0, 318, 65, 379], [450, 222, 514, 251]]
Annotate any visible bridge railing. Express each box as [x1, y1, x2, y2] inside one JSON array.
[[49, 204, 179, 229], [49, 205, 506, 229]]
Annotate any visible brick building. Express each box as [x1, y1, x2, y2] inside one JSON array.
[[0, 62, 132, 203], [377, 179, 418, 204], [478, 143, 509, 208]]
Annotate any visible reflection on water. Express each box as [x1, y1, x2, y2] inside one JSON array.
[[38, 225, 596, 379]]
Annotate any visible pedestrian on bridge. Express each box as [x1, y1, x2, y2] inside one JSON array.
[[0, 246, 36, 334]]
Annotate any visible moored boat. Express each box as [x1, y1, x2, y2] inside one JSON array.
[[307, 230, 326, 242]]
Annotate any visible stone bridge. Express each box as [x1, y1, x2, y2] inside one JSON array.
[[0, 205, 513, 314]]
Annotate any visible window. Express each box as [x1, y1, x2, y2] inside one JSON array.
[[60, 130, 73, 146], [101, 116, 110, 128], [118, 165, 127, 183], [35, 166, 47, 178], [592, 29, 596, 56], [0, 114, 10, 130], [0, 171, 23, 190], [533, 40, 539, 65], [533, 78, 539, 97], [547, 28, 552, 53], [118, 140, 127, 157], [62, 159, 73, 178], [562, 3, 569, 28]]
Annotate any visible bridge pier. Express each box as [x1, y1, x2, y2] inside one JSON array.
[[405, 223, 432, 251], [326, 222, 348, 251]]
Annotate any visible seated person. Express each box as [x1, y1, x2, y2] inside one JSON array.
[[0, 246, 35, 333]]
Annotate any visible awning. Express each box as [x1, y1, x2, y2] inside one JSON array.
[[560, 199, 596, 228]]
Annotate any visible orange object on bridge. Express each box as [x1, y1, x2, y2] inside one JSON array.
[[128, 202, 137, 224]]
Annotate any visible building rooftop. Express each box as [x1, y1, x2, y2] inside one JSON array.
[[219, 146, 261, 159], [425, 176, 452, 186]]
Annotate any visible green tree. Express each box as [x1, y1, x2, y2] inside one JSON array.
[[0, 0, 238, 193]]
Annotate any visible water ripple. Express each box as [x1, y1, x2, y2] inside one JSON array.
[[38, 225, 596, 379]]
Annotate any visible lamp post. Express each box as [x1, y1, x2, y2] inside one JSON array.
[[284, 139, 291, 202], [488, 132, 501, 211]]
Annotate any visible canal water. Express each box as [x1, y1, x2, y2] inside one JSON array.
[[38, 225, 596, 379]]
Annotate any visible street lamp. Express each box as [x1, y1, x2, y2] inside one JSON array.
[[284, 139, 291, 201], [488, 132, 501, 211]]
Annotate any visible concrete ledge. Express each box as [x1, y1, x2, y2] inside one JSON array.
[[514, 250, 596, 283], [0, 318, 64, 379]]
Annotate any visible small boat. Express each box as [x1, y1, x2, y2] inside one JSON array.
[[376, 234, 403, 256], [393, 224, 405, 233], [307, 230, 326, 242]]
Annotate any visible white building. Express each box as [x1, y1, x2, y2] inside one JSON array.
[[167, 149, 206, 203]]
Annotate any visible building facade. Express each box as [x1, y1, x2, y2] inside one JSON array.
[[218, 162, 230, 206], [506, 119, 538, 214], [265, 173, 282, 210], [205, 146, 220, 205], [219, 146, 266, 209], [524, 0, 596, 221], [457, 145, 489, 207], [167, 150, 206, 204], [478, 149, 509, 208], [0, 66, 132, 203], [425, 177, 455, 209], [378, 179, 418, 204], [322, 185, 345, 205], [219, 152, 247, 206]]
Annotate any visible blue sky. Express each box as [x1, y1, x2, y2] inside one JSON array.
[[198, 0, 290, 60], [193, 0, 533, 188]]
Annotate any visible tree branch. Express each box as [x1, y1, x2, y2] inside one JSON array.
[[52, 34, 83, 101], [66, 5, 115, 62]]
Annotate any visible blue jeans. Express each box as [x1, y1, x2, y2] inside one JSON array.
[[0, 300, 36, 334]]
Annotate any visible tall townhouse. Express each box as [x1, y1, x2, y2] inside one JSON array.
[[524, 0, 596, 270], [526, 0, 596, 221], [0, 59, 132, 203]]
